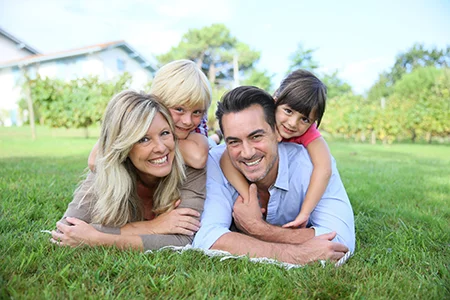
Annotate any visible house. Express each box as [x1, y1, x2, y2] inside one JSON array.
[[0, 27, 156, 126]]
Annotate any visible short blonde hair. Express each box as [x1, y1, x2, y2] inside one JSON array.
[[87, 90, 185, 226], [150, 59, 212, 111]]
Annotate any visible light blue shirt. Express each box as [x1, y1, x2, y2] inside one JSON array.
[[193, 143, 355, 253]]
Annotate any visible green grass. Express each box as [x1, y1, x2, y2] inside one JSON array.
[[1, 126, 449, 299]]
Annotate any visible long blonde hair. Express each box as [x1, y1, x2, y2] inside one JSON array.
[[87, 90, 185, 226]]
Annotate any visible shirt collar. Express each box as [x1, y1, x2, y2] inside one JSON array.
[[272, 143, 289, 191]]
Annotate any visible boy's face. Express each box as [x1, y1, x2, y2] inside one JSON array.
[[169, 105, 205, 139], [275, 104, 315, 140]]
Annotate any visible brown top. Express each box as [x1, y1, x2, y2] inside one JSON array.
[[59, 166, 206, 250]]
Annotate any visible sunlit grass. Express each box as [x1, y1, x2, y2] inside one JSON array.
[[1, 126, 449, 298]]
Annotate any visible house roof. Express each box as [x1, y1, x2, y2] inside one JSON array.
[[0, 27, 41, 55], [0, 40, 156, 73]]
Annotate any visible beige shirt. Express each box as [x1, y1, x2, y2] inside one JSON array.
[[60, 166, 206, 250]]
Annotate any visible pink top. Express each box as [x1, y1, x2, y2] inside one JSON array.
[[283, 123, 321, 147]]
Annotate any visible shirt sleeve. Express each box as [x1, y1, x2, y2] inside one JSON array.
[[309, 159, 356, 253], [286, 123, 321, 147], [193, 146, 236, 249], [59, 167, 207, 251]]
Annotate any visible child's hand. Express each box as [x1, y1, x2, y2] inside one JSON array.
[[282, 213, 310, 228]]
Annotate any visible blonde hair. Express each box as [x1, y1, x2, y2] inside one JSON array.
[[86, 90, 185, 227], [150, 59, 212, 111]]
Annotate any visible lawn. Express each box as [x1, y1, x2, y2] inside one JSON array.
[[1, 126, 449, 299]]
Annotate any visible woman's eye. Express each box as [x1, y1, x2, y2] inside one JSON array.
[[161, 130, 171, 136], [138, 137, 150, 143]]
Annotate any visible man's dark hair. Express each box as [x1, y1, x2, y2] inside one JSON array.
[[216, 86, 276, 135], [275, 70, 327, 127]]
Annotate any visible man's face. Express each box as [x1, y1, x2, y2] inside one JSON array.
[[222, 104, 281, 186]]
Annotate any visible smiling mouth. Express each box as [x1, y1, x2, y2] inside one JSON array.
[[176, 126, 192, 132], [149, 155, 168, 165], [243, 157, 262, 167]]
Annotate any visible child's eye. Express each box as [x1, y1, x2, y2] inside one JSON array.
[[174, 107, 184, 113], [193, 110, 204, 116], [301, 117, 311, 124], [283, 108, 293, 115]]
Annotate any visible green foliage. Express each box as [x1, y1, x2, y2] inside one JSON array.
[[287, 43, 319, 73], [324, 67, 449, 144], [321, 71, 352, 99], [1, 127, 449, 298], [242, 69, 273, 92], [156, 23, 260, 86], [23, 73, 132, 137]]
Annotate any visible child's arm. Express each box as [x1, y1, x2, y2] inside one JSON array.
[[178, 132, 209, 169], [283, 137, 332, 228], [220, 150, 250, 200], [88, 140, 100, 172]]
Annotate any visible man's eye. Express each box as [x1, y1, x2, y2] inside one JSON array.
[[252, 135, 263, 141]]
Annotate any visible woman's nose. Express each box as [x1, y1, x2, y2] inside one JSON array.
[[153, 137, 167, 153]]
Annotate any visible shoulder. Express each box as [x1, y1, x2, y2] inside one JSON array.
[[279, 142, 310, 161], [208, 144, 226, 163]]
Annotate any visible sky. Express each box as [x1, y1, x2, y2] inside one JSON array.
[[1, 0, 449, 94]]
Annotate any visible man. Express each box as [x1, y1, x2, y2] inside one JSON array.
[[193, 86, 355, 265]]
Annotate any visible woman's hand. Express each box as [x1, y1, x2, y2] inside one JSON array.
[[51, 217, 100, 247], [149, 200, 201, 236]]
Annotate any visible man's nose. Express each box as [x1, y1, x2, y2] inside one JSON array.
[[241, 141, 255, 159]]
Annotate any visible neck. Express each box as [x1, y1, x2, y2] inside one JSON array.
[[256, 158, 279, 192], [137, 172, 159, 189]]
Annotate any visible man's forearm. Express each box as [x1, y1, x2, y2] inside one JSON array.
[[244, 220, 315, 244]]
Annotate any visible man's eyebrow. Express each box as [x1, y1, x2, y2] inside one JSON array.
[[248, 129, 265, 137]]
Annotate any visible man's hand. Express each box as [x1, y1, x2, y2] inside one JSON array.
[[284, 231, 349, 264], [232, 184, 264, 235]]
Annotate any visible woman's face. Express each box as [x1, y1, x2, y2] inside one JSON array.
[[128, 112, 176, 181], [169, 105, 205, 139]]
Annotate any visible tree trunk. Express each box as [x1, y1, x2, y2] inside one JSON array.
[[84, 127, 89, 139], [233, 54, 239, 88], [24, 82, 36, 140], [208, 64, 216, 85], [411, 129, 416, 143], [426, 132, 432, 143], [371, 130, 376, 144]]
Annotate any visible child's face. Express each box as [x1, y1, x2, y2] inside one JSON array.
[[169, 105, 205, 139], [275, 104, 315, 140]]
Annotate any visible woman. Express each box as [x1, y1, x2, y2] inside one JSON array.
[[52, 91, 206, 251]]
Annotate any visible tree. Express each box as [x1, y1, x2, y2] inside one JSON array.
[[287, 43, 319, 73], [242, 69, 273, 92], [157, 24, 260, 86], [27, 73, 132, 138], [321, 71, 352, 99]]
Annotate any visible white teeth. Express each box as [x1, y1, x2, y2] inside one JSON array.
[[149, 155, 167, 165], [245, 158, 262, 166]]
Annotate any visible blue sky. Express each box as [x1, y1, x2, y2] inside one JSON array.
[[1, 0, 449, 94]]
